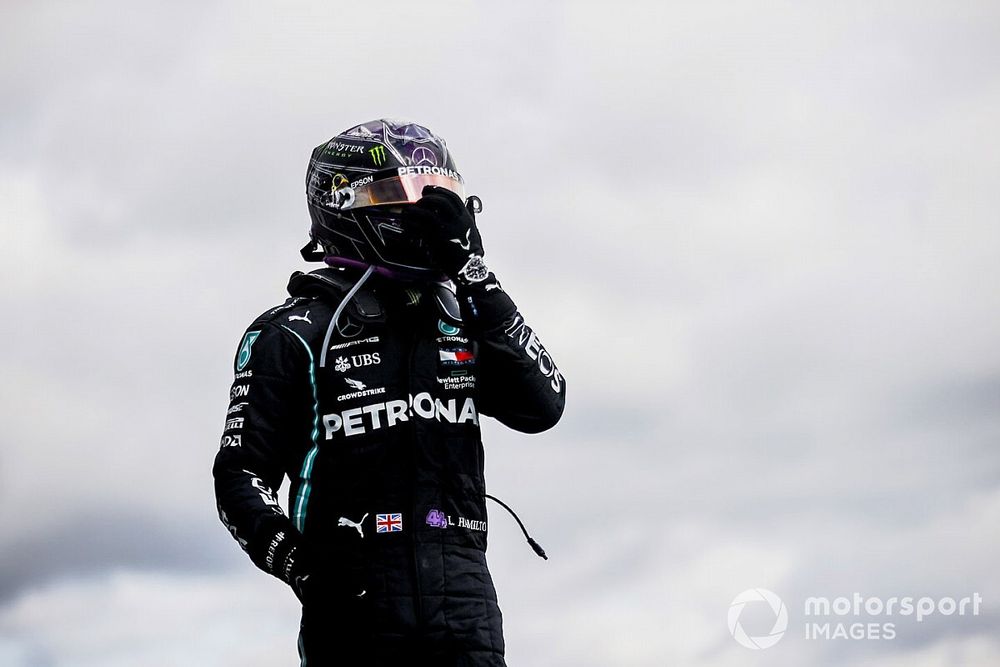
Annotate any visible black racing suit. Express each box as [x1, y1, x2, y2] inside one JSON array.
[[213, 268, 565, 665]]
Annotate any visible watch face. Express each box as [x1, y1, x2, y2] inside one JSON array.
[[460, 255, 490, 283]]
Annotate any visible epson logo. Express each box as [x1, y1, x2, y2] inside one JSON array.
[[323, 392, 478, 438], [230, 384, 250, 400]]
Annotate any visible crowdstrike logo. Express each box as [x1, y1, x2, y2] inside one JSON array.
[[728, 589, 788, 650], [336, 378, 387, 402]]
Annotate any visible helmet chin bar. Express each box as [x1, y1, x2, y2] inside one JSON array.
[[302, 194, 486, 266], [306, 204, 445, 280], [302, 203, 360, 262]]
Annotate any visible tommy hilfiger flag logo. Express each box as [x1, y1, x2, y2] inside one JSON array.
[[439, 349, 475, 365], [376, 513, 403, 533]]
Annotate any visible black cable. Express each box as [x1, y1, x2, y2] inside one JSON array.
[[485, 494, 547, 560]]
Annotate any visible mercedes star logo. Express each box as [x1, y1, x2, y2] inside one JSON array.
[[410, 146, 438, 167]]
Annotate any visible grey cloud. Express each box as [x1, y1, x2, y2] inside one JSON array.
[[892, 374, 1000, 435], [0, 509, 236, 603]]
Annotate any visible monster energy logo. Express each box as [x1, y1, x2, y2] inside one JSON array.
[[369, 145, 387, 166]]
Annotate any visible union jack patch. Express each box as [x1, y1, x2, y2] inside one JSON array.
[[376, 513, 403, 533]]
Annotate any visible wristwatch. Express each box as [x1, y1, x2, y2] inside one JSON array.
[[457, 255, 490, 284]]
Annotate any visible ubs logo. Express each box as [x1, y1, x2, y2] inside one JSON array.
[[333, 353, 382, 373]]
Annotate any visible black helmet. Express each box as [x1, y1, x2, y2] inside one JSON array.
[[303, 119, 466, 279]]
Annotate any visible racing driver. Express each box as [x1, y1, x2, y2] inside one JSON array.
[[213, 119, 566, 665]]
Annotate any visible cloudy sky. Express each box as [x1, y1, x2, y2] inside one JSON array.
[[2, 0, 999, 664]]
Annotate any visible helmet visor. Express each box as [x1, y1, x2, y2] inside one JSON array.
[[347, 167, 465, 209]]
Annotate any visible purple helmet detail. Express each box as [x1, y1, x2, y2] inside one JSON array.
[[322, 255, 446, 282]]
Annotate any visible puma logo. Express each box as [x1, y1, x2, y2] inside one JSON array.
[[337, 513, 368, 538], [288, 311, 312, 324], [450, 229, 471, 251]]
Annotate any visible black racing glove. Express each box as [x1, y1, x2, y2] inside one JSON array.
[[403, 185, 492, 285], [248, 521, 312, 589]]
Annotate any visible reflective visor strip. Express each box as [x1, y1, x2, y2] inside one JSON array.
[[281, 325, 320, 533], [351, 173, 465, 208]]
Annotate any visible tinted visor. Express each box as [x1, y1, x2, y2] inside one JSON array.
[[348, 167, 465, 209]]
